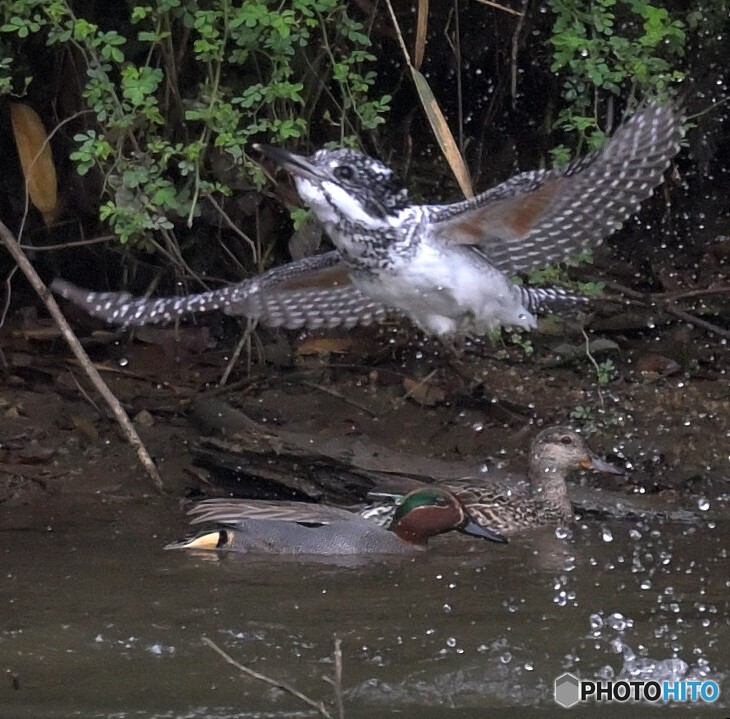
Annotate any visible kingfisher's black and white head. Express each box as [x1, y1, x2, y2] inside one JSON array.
[[254, 144, 409, 230]]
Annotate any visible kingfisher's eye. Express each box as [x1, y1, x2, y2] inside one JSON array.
[[333, 165, 355, 182]]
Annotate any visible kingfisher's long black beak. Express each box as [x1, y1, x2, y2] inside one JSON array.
[[253, 143, 323, 183], [460, 517, 508, 544]]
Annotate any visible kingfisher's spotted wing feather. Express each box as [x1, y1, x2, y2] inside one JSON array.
[[429, 104, 682, 275], [51, 251, 388, 330], [229, 259, 388, 330], [50, 279, 247, 327]]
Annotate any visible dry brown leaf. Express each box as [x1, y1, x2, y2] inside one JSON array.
[[134, 409, 155, 427], [383, 0, 472, 197], [403, 375, 447, 406], [414, 0, 429, 70], [10, 103, 59, 219], [70, 415, 99, 441], [295, 337, 355, 356], [410, 68, 473, 198], [635, 353, 680, 379]]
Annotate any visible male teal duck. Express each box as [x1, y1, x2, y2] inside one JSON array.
[[165, 487, 508, 555], [363, 426, 622, 536]]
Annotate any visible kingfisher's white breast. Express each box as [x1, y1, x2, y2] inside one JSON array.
[[356, 241, 536, 337]]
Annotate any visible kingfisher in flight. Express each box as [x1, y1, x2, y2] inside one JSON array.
[[53, 104, 682, 339]]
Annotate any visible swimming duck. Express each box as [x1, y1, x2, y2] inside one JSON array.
[[363, 426, 622, 536], [165, 486, 508, 554]]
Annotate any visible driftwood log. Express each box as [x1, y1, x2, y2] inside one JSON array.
[[190, 396, 698, 523]]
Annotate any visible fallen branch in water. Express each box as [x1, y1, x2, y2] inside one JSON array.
[[323, 636, 345, 719], [202, 636, 342, 719]]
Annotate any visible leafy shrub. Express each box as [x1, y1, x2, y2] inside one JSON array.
[[1, 0, 390, 256], [546, 0, 685, 160]]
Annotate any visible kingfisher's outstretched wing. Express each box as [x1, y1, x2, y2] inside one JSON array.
[[51, 251, 388, 330], [429, 104, 682, 275]]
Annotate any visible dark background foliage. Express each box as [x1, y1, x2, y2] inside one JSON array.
[[0, 0, 728, 307]]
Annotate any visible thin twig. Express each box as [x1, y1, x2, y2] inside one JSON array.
[[603, 280, 647, 301], [401, 368, 439, 402], [204, 191, 258, 259], [1, 265, 19, 327], [19, 233, 116, 252], [658, 285, 730, 301], [685, 96, 730, 122], [68, 370, 103, 416], [581, 328, 605, 408], [661, 302, 730, 339], [0, 219, 165, 493], [473, 0, 523, 16], [333, 637, 345, 719], [322, 637, 345, 719], [607, 281, 730, 338], [510, 0, 529, 104], [302, 381, 377, 417], [453, 2, 463, 151], [216, 234, 247, 277], [202, 637, 333, 719], [220, 317, 256, 386], [383, 0, 412, 63]]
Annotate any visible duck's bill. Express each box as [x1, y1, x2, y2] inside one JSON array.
[[460, 517, 508, 544], [582, 454, 624, 475], [253, 144, 322, 183]]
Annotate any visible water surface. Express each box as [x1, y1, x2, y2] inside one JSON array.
[[2, 499, 728, 718]]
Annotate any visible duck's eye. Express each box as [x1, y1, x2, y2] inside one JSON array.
[[333, 165, 355, 182]]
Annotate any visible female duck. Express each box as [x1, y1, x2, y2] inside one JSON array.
[[365, 426, 621, 536]]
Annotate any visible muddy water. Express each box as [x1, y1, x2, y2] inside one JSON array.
[[1, 500, 728, 718]]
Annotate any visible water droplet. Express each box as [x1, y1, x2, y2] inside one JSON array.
[[607, 612, 632, 631], [697, 497, 710, 511], [118, 357, 128, 367], [601, 528, 614, 543]]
